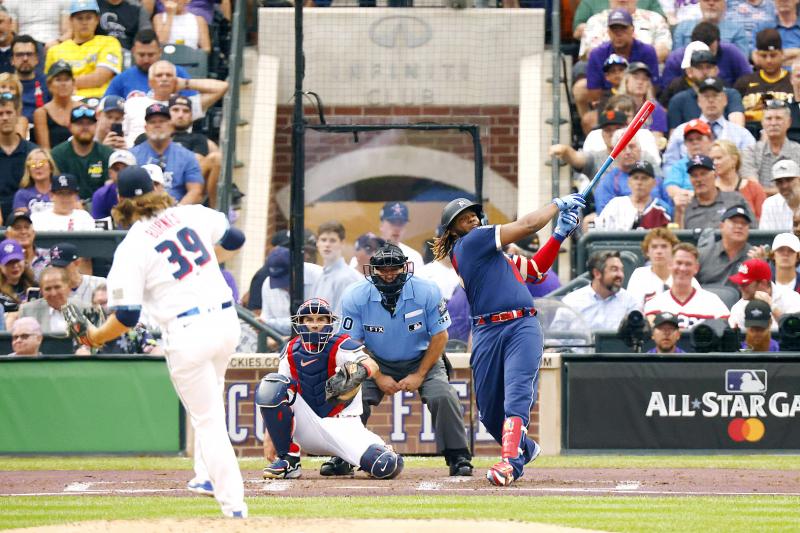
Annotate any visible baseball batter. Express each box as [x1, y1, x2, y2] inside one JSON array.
[[66, 166, 248, 518], [432, 194, 583, 486], [255, 298, 403, 480]]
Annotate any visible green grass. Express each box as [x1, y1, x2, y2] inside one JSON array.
[[2, 454, 800, 471], [2, 495, 800, 532]]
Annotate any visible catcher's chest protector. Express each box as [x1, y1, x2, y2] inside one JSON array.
[[287, 334, 352, 418]]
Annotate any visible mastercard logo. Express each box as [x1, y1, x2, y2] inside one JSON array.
[[728, 418, 765, 442]]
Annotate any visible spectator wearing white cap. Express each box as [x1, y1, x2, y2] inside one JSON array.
[[770, 232, 800, 293], [760, 159, 800, 230], [142, 163, 166, 193], [91, 148, 136, 219]]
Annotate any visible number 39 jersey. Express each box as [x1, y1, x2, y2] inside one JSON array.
[[107, 204, 233, 325]]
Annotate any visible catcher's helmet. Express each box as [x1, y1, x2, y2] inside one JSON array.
[[365, 244, 412, 308], [291, 298, 336, 354], [440, 198, 484, 230]]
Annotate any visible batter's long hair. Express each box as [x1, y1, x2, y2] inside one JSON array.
[[112, 191, 176, 228], [432, 228, 459, 262]]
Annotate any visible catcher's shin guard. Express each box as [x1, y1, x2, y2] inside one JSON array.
[[255, 373, 297, 456], [359, 444, 403, 479], [500, 416, 525, 460]]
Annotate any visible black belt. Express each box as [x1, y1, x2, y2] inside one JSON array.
[[472, 307, 536, 326], [177, 300, 233, 319]]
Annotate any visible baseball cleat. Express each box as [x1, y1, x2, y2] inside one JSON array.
[[186, 478, 214, 496], [486, 459, 515, 486], [448, 456, 474, 477], [320, 456, 354, 477], [263, 454, 302, 479], [530, 440, 542, 464]]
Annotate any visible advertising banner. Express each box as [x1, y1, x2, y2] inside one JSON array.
[[566, 360, 800, 450]]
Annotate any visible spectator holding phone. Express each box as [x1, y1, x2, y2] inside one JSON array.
[[95, 95, 127, 150]]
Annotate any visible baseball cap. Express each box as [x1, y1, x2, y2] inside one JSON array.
[[728, 258, 771, 286], [771, 159, 800, 181], [681, 41, 711, 69], [48, 242, 79, 268], [109, 149, 136, 168], [70, 105, 97, 123], [756, 28, 782, 52], [744, 299, 771, 329], [697, 77, 724, 93], [355, 232, 387, 254], [602, 54, 628, 72], [772, 232, 800, 253], [47, 60, 73, 80], [0, 239, 24, 266], [144, 103, 170, 121], [117, 166, 154, 198], [5, 211, 32, 227], [266, 246, 290, 290], [168, 95, 192, 110], [380, 201, 410, 223], [607, 8, 633, 27], [271, 229, 317, 249], [69, 0, 99, 16], [690, 50, 717, 67], [596, 109, 627, 129], [652, 312, 680, 328], [142, 163, 165, 185], [626, 61, 652, 77], [98, 95, 124, 114], [629, 160, 655, 178], [721, 204, 753, 223], [51, 173, 79, 193], [513, 233, 540, 254], [687, 154, 714, 173], [683, 119, 712, 137]]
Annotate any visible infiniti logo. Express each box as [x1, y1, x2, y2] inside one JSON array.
[[369, 16, 432, 49]]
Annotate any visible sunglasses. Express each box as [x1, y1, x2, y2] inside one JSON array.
[[27, 160, 48, 169], [72, 107, 96, 119], [764, 97, 788, 109], [0, 92, 15, 101]]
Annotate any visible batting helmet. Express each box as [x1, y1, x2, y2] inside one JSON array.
[[291, 298, 336, 354], [365, 244, 412, 310], [440, 198, 484, 230]]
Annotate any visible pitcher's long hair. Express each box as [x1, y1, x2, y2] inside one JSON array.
[[112, 191, 176, 228]]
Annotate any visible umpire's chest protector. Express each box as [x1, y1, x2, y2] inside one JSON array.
[[286, 334, 352, 418]]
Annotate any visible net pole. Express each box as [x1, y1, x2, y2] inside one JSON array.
[[290, 2, 306, 313]]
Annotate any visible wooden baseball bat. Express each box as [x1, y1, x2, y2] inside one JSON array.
[[580, 100, 656, 199]]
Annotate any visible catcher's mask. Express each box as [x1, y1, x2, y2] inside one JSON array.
[[363, 243, 413, 312], [291, 298, 336, 354]]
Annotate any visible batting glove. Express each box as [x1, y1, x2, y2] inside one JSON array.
[[553, 208, 581, 241], [552, 193, 586, 212]]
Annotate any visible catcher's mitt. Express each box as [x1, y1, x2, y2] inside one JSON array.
[[62, 304, 94, 346], [325, 360, 369, 403]]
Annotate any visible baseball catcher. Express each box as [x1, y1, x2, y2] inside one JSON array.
[[255, 298, 403, 480]]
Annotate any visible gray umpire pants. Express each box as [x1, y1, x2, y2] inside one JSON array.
[[361, 356, 469, 454]]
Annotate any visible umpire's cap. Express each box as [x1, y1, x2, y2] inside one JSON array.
[[440, 198, 484, 230]]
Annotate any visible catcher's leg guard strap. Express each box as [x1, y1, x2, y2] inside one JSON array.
[[501, 416, 526, 460], [256, 373, 297, 456], [359, 444, 404, 479]]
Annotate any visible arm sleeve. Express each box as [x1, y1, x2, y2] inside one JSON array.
[[98, 38, 123, 74], [184, 156, 204, 184], [739, 144, 758, 178], [730, 25, 750, 57], [278, 351, 291, 377], [106, 245, 146, 311], [425, 285, 450, 336], [673, 22, 690, 50], [666, 94, 683, 130], [663, 130, 684, 168], [339, 287, 364, 341], [592, 170, 615, 214], [103, 72, 124, 97], [511, 236, 563, 285], [138, 6, 153, 30], [585, 50, 605, 90]]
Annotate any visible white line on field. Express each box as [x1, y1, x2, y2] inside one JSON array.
[[417, 481, 441, 491], [63, 482, 92, 492], [614, 482, 640, 491]]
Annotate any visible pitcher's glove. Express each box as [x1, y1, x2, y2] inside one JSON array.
[[325, 360, 370, 403], [62, 304, 95, 347]]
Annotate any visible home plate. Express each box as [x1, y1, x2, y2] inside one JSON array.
[[262, 480, 292, 492], [417, 481, 441, 491], [63, 482, 92, 492], [615, 481, 640, 491]]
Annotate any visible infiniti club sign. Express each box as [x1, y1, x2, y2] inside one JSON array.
[[369, 16, 432, 48]]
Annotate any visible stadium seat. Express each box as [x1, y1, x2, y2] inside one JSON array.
[[703, 285, 741, 310], [162, 44, 209, 79]]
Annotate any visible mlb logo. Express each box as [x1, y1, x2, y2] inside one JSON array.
[[725, 369, 767, 394]]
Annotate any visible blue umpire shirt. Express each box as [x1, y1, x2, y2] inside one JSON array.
[[340, 277, 451, 362]]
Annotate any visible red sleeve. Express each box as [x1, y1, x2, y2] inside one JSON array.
[[510, 236, 563, 285]]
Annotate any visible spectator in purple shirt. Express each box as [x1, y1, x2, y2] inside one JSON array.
[[91, 149, 137, 220], [445, 284, 471, 344], [12, 148, 57, 215], [574, 8, 659, 126], [661, 22, 752, 89], [647, 312, 686, 354]]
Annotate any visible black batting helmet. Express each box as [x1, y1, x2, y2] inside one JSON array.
[[441, 198, 484, 230]]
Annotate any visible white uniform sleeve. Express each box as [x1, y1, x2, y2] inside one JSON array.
[[277, 350, 291, 378], [106, 241, 147, 310], [335, 343, 368, 367]]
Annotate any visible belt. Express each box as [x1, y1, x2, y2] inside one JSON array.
[[472, 307, 536, 326], [176, 300, 233, 319]]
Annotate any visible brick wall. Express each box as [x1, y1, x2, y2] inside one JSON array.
[[223, 356, 540, 458], [269, 105, 520, 233]]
